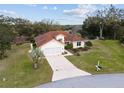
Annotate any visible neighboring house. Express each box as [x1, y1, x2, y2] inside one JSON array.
[[35, 31, 85, 55]]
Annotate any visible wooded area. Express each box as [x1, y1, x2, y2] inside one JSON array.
[[81, 5, 124, 40]]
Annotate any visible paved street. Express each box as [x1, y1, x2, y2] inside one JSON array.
[[37, 73, 124, 88]]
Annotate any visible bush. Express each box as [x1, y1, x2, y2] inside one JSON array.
[[65, 43, 73, 49], [72, 49, 78, 53], [76, 52, 80, 56], [78, 47, 83, 50], [120, 36, 124, 44], [82, 46, 89, 51], [85, 41, 93, 47]]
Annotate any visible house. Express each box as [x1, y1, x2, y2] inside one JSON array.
[[35, 31, 85, 55]]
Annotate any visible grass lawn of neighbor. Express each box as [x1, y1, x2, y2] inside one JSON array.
[[0, 43, 53, 88], [66, 40, 124, 74]]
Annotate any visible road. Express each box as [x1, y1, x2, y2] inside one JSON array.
[[36, 73, 124, 88]]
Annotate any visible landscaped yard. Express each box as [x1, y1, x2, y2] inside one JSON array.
[[0, 43, 53, 88], [66, 40, 124, 74]]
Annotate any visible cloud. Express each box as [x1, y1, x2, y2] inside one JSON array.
[[43, 6, 48, 10], [0, 10, 16, 15], [42, 6, 57, 10], [63, 4, 97, 18], [0, 9, 26, 19], [53, 6, 57, 10]]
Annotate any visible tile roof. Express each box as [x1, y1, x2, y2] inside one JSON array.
[[35, 31, 83, 47]]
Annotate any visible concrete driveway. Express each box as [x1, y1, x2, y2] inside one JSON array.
[[37, 73, 124, 88], [45, 55, 91, 81]]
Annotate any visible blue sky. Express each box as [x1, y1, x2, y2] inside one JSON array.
[[0, 4, 124, 25]]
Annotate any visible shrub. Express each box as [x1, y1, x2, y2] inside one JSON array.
[[65, 43, 73, 49], [78, 47, 83, 50], [72, 49, 78, 53], [82, 46, 89, 51], [120, 36, 124, 44], [85, 41, 93, 47], [76, 52, 80, 56]]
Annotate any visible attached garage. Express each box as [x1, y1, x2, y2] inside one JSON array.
[[43, 47, 63, 55], [40, 39, 64, 56]]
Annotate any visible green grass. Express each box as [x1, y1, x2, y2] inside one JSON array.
[[0, 43, 53, 88], [66, 40, 124, 74]]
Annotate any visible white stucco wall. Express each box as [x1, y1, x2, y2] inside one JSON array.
[[72, 41, 85, 48], [55, 34, 65, 43], [39, 39, 64, 55]]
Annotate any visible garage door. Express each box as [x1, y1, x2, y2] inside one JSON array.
[[43, 47, 63, 55]]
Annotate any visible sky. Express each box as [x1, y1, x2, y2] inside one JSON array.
[[0, 4, 124, 25]]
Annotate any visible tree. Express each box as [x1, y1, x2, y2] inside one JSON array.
[[0, 15, 63, 42], [30, 47, 43, 69], [82, 5, 124, 40], [14, 18, 34, 37], [33, 19, 63, 36], [120, 36, 124, 44], [0, 24, 13, 59], [82, 17, 100, 39]]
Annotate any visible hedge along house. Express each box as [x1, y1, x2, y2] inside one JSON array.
[[34, 31, 85, 55]]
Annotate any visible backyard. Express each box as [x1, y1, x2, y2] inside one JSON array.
[[0, 43, 53, 88], [66, 40, 124, 74]]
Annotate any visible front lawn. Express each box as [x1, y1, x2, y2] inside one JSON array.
[[66, 40, 124, 74], [0, 43, 53, 88]]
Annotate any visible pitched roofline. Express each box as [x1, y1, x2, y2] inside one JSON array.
[[35, 31, 84, 47]]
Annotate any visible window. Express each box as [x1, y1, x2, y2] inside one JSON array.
[[77, 42, 81, 46]]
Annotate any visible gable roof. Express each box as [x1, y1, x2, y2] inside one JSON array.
[[35, 31, 83, 47]]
